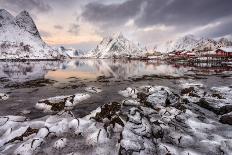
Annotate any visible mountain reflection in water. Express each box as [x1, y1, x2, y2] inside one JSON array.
[[0, 59, 232, 84]]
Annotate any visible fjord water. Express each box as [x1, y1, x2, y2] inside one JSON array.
[[1, 59, 232, 118]]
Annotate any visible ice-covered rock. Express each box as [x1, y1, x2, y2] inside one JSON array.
[[0, 93, 9, 100], [118, 87, 138, 98], [35, 93, 90, 112], [85, 86, 102, 93], [53, 138, 67, 149], [197, 86, 232, 115], [146, 86, 180, 107], [1, 86, 232, 155]]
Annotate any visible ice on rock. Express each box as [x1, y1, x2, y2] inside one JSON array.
[[68, 119, 80, 130], [85, 86, 102, 93], [196, 86, 232, 115], [53, 138, 67, 149], [36, 93, 90, 112], [0, 93, 9, 100], [122, 99, 140, 106], [146, 86, 180, 107], [1, 86, 232, 155], [180, 81, 206, 103], [119, 87, 138, 98], [14, 138, 44, 155]]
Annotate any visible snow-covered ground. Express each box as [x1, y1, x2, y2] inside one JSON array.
[[1, 83, 232, 155], [0, 9, 63, 59]]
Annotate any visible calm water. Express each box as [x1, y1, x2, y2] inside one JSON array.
[[0, 59, 232, 118]]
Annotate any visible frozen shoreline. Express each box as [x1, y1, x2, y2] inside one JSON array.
[[1, 84, 232, 155]]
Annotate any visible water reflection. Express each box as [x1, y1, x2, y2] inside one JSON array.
[[0, 61, 61, 83], [47, 59, 232, 81], [0, 60, 232, 84]]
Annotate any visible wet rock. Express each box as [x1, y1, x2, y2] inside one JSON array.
[[181, 87, 195, 95], [92, 102, 124, 130], [220, 112, 232, 125], [197, 98, 219, 114], [197, 97, 232, 115], [4, 78, 56, 88], [96, 75, 112, 82]]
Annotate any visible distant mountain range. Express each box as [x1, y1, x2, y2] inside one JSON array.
[[86, 33, 145, 59], [0, 9, 63, 59], [1, 9, 231, 59], [58, 46, 85, 58], [155, 35, 232, 53]]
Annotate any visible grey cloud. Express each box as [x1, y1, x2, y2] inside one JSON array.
[[81, 0, 232, 37], [0, 0, 51, 13], [135, 0, 232, 28], [81, 0, 143, 27], [82, 0, 232, 28], [68, 24, 80, 35], [54, 25, 63, 30], [196, 18, 232, 38]]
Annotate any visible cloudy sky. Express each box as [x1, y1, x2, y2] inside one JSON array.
[[0, 0, 232, 50]]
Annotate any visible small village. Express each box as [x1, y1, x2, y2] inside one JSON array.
[[146, 46, 232, 64], [168, 46, 232, 63]]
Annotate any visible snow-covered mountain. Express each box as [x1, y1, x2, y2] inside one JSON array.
[[86, 33, 145, 59], [58, 46, 85, 58], [155, 35, 232, 53], [0, 9, 63, 59]]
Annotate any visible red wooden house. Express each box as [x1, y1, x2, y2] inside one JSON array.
[[215, 47, 232, 57]]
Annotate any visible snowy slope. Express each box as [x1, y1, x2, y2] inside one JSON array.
[[58, 46, 85, 58], [87, 33, 145, 59], [0, 9, 63, 59], [155, 35, 232, 53]]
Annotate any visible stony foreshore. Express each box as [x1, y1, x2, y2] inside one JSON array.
[[1, 83, 232, 155]]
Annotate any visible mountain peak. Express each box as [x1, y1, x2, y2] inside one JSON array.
[[112, 32, 124, 39], [15, 10, 41, 38], [88, 33, 144, 59], [17, 10, 30, 17], [0, 9, 62, 59], [0, 9, 14, 25]]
